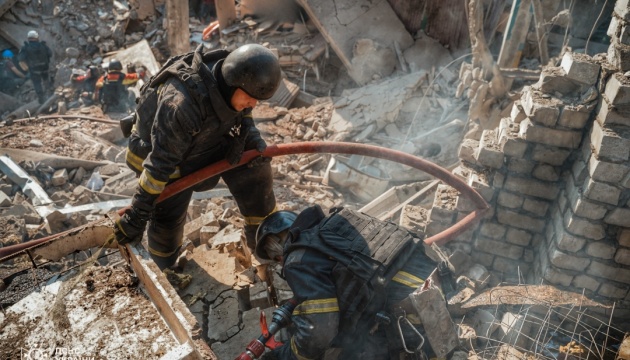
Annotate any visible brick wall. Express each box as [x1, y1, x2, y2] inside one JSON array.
[[427, 2, 630, 303]]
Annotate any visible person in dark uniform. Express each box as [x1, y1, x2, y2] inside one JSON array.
[[94, 59, 143, 113], [18, 30, 52, 104], [114, 43, 281, 269], [71, 65, 100, 105], [254, 205, 449, 360], [0, 49, 26, 95]]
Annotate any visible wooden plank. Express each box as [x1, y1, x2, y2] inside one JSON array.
[[165, 0, 190, 56], [215, 0, 236, 31], [498, 0, 532, 69], [127, 243, 216, 359], [266, 78, 300, 108], [296, 0, 413, 82]]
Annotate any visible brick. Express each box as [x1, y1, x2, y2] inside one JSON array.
[[510, 101, 527, 123], [498, 191, 524, 209], [535, 66, 585, 96], [616, 0, 630, 21], [531, 144, 571, 166], [583, 178, 621, 205], [566, 181, 608, 220], [598, 283, 629, 299], [607, 40, 630, 72], [506, 227, 532, 246], [425, 220, 452, 237], [52, 168, 69, 186], [540, 247, 574, 286], [549, 248, 590, 271], [619, 229, 630, 247], [507, 158, 535, 174], [475, 130, 504, 169], [493, 172, 506, 188], [604, 207, 630, 227], [471, 251, 495, 268], [586, 241, 617, 260], [479, 221, 507, 240], [468, 171, 495, 202], [493, 257, 530, 275], [591, 114, 630, 162], [522, 198, 549, 216], [532, 164, 559, 182], [0, 191, 11, 207], [596, 97, 630, 127], [504, 175, 559, 200], [429, 205, 456, 223], [572, 274, 600, 292], [615, 248, 630, 265], [497, 208, 546, 233], [498, 118, 528, 158], [522, 90, 562, 126], [558, 104, 593, 129], [519, 119, 582, 149], [523, 249, 534, 263], [587, 261, 630, 284], [560, 52, 601, 86], [564, 209, 606, 240], [555, 228, 588, 253], [608, 14, 622, 38], [588, 154, 630, 183], [458, 138, 479, 165], [605, 72, 630, 106], [474, 236, 524, 260]]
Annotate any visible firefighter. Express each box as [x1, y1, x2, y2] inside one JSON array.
[[114, 44, 281, 270], [254, 205, 444, 360], [94, 59, 142, 112], [0, 49, 26, 95], [17, 30, 52, 104], [71, 65, 100, 105]]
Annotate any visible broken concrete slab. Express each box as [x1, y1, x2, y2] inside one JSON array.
[[210, 307, 274, 359], [0, 155, 53, 206], [0, 148, 108, 171], [105, 39, 161, 77], [207, 289, 241, 342], [327, 71, 426, 140], [296, 0, 413, 85]]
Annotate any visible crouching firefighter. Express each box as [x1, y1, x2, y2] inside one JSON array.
[[252, 205, 461, 360], [114, 44, 281, 269]]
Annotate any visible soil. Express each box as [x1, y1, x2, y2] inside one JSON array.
[[0, 265, 178, 360]]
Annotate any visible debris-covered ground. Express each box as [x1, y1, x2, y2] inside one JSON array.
[[2, 0, 630, 359]]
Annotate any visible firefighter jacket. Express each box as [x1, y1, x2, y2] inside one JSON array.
[[18, 40, 51, 74], [268, 205, 437, 360], [94, 71, 140, 102], [125, 47, 261, 213]]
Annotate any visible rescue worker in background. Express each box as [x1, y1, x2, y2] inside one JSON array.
[[254, 205, 442, 360], [114, 44, 281, 269], [94, 59, 143, 113], [71, 65, 100, 105], [17, 30, 52, 104], [0, 49, 26, 95]]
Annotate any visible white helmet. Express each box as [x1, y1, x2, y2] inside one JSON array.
[[27, 30, 39, 40]]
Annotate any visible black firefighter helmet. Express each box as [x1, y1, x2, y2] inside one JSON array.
[[221, 44, 281, 101], [255, 210, 298, 260]]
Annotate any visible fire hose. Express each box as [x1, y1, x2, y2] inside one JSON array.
[[235, 298, 298, 360], [0, 141, 489, 262]]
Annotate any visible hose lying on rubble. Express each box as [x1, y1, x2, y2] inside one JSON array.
[[0, 141, 490, 261]]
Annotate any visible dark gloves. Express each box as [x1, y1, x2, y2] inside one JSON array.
[[114, 207, 150, 245], [226, 116, 267, 165], [114, 188, 155, 245]]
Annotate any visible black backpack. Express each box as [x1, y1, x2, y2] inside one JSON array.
[[21, 41, 49, 72]]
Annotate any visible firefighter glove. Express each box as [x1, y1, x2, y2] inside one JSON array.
[[114, 206, 150, 245]]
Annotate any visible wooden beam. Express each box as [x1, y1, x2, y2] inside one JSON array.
[[215, 0, 237, 32], [165, 0, 190, 56], [497, 0, 533, 89], [531, 0, 549, 66], [127, 243, 216, 359]]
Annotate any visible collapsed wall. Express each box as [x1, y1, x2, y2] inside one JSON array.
[[427, 1, 630, 315]]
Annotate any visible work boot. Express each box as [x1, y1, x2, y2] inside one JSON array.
[[244, 224, 259, 252]]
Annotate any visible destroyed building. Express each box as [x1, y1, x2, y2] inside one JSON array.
[[1, 0, 630, 359]]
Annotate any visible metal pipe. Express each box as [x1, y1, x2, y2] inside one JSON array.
[[0, 142, 489, 261]]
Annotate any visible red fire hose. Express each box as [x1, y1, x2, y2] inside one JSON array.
[[0, 142, 489, 261]]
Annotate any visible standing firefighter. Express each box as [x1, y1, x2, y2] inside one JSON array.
[[94, 59, 142, 113], [18, 30, 52, 104], [253, 205, 460, 360], [114, 44, 281, 269]]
